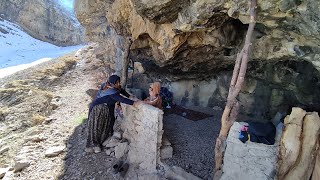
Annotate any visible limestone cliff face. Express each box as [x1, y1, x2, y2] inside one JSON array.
[[75, 0, 320, 73], [74, 0, 320, 119], [0, 0, 84, 46]]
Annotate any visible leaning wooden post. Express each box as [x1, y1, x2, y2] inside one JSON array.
[[121, 37, 133, 87], [214, 0, 257, 177]]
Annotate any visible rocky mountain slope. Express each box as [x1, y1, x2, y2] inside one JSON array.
[[0, 17, 83, 74], [0, 0, 84, 46]]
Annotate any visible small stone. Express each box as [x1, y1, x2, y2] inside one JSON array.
[[103, 137, 120, 148], [162, 136, 171, 146], [2, 170, 14, 179], [14, 160, 30, 172], [28, 129, 43, 136], [115, 142, 128, 159], [0, 146, 9, 155], [43, 118, 56, 124], [67, 144, 72, 149], [24, 135, 46, 143], [212, 106, 223, 111], [45, 146, 66, 157], [0, 167, 10, 178], [110, 151, 115, 157], [113, 132, 122, 139], [105, 148, 114, 156], [160, 146, 173, 159]]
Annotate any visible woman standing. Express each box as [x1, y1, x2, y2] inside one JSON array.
[[86, 75, 140, 153]]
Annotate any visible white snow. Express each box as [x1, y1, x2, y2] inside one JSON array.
[[0, 18, 83, 78]]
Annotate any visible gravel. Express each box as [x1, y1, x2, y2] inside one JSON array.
[[163, 108, 222, 180]]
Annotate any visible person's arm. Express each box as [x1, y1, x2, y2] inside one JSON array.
[[119, 88, 131, 98], [110, 93, 134, 105], [144, 96, 160, 106]]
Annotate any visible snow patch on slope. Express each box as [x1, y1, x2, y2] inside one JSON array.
[[0, 18, 83, 78]]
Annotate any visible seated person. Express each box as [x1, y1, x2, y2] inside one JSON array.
[[144, 82, 162, 109]]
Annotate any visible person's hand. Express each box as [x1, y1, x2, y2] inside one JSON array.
[[133, 100, 143, 108]]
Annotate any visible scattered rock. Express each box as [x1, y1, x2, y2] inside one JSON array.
[[115, 142, 128, 159], [2, 169, 13, 179], [14, 160, 30, 172], [160, 145, 173, 159], [103, 137, 120, 148], [0, 167, 10, 178], [212, 106, 223, 111], [43, 118, 56, 124], [24, 135, 46, 143], [110, 151, 115, 157], [27, 129, 43, 136], [51, 98, 62, 109], [162, 135, 171, 146], [0, 146, 9, 155], [134, 62, 145, 73], [45, 146, 66, 157], [113, 132, 122, 139], [105, 148, 114, 156]]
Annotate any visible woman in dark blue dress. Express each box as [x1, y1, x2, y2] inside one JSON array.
[[85, 75, 140, 153]]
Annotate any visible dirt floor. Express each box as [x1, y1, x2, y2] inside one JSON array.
[[0, 46, 222, 179]]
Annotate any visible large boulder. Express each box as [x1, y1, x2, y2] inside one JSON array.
[[277, 107, 320, 180]]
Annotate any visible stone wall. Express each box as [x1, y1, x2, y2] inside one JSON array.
[[121, 103, 164, 178], [220, 122, 279, 180]]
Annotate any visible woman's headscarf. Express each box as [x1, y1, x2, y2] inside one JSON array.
[[96, 75, 120, 99], [151, 82, 161, 96], [108, 75, 120, 85]]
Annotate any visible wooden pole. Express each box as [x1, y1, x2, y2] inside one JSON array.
[[214, 0, 257, 177]]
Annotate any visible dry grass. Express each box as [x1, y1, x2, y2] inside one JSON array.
[[32, 54, 78, 79], [32, 113, 46, 125], [0, 107, 9, 121], [0, 54, 78, 128]]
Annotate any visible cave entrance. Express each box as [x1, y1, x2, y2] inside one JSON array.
[[161, 105, 222, 179]]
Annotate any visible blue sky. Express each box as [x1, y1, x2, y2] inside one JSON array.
[[58, 0, 74, 11]]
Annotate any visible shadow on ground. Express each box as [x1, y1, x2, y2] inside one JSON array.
[[58, 119, 121, 180], [59, 106, 221, 180]]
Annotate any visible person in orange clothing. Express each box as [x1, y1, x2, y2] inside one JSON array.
[[144, 82, 162, 109]]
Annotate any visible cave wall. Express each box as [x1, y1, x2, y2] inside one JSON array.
[[128, 59, 320, 121], [74, 0, 320, 120]]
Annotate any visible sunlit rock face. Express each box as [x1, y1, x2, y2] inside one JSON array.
[[74, 0, 320, 120], [0, 0, 84, 46]]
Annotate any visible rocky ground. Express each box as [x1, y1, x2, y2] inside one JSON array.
[[0, 45, 222, 179]]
